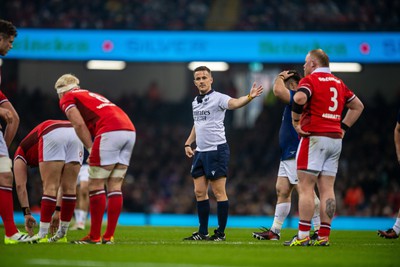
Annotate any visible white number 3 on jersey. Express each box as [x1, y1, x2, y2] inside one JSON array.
[[329, 87, 338, 112]]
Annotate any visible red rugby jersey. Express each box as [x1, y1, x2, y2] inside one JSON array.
[[298, 70, 355, 134], [59, 88, 135, 137]]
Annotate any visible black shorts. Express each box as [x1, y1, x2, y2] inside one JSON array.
[[190, 143, 230, 180]]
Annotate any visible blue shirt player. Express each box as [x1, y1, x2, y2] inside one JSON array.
[[252, 70, 321, 241]]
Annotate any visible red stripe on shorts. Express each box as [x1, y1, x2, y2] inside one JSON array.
[[297, 137, 309, 170]]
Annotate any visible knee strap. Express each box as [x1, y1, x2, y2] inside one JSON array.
[[110, 168, 127, 179], [88, 166, 112, 179], [0, 157, 12, 173]]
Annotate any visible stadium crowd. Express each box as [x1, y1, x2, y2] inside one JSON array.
[[1, 0, 399, 31], [2, 81, 399, 218]]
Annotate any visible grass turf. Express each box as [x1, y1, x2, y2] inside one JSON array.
[[1, 226, 399, 267]]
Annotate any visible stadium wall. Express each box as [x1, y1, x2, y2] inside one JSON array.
[[7, 212, 396, 231]]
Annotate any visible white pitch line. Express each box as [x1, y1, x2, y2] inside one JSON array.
[[96, 241, 265, 245], [27, 259, 234, 267]]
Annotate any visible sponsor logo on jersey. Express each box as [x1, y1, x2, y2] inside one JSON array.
[[318, 77, 341, 84], [193, 110, 211, 116], [96, 103, 116, 109], [322, 113, 341, 120], [193, 110, 210, 121]]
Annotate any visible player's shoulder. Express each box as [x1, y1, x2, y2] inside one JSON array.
[[213, 90, 231, 100]]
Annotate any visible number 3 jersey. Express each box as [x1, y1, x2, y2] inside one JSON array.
[[298, 68, 356, 135], [59, 88, 135, 136]]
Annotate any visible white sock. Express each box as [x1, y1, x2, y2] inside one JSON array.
[[81, 211, 88, 224], [75, 209, 83, 224], [311, 214, 321, 231], [298, 230, 310, 239], [57, 221, 71, 237], [393, 218, 400, 235], [271, 202, 291, 234], [38, 222, 50, 238], [312, 194, 321, 231]]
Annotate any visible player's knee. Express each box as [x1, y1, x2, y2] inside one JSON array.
[[194, 188, 207, 199], [212, 190, 227, 201], [276, 187, 291, 199]]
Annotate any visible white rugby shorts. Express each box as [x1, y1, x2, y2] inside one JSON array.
[[297, 135, 342, 176], [76, 164, 89, 185], [89, 131, 136, 166], [278, 159, 298, 184], [40, 127, 83, 163]]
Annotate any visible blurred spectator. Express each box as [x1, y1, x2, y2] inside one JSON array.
[[1, 0, 399, 31], [344, 181, 365, 215]]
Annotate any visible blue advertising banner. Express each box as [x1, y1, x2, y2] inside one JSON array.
[[6, 29, 400, 63]]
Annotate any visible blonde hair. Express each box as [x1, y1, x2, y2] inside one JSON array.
[[309, 49, 330, 67], [55, 74, 80, 94]]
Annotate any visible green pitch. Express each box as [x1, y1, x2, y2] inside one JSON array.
[[1, 226, 398, 267]]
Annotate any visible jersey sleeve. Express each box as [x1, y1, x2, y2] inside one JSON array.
[[343, 84, 356, 103], [14, 146, 27, 164], [59, 93, 76, 113], [0, 90, 9, 105], [297, 76, 313, 97], [218, 93, 232, 110]]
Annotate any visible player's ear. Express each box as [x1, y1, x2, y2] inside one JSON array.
[[291, 81, 298, 90], [311, 58, 317, 68]]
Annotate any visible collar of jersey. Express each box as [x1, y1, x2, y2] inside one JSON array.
[[196, 89, 214, 103]]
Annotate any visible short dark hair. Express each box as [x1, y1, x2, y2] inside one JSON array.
[[194, 66, 211, 75], [285, 70, 302, 83], [0, 19, 17, 38]]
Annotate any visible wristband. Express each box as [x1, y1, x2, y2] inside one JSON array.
[[55, 206, 61, 212], [185, 145, 191, 148], [341, 122, 350, 131], [22, 207, 31, 216], [247, 94, 253, 101], [292, 102, 304, 114]]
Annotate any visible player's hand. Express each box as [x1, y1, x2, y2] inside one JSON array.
[[24, 214, 37, 236], [249, 82, 263, 99], [278, 70, 294, 80], [293, 122, 310, 137], [50, 211, 60, 235], [185, 146, 195, 158]]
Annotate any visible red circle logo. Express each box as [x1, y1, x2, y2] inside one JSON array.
[[360, 43, 370, 55], [102, 40, 114, 52]]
